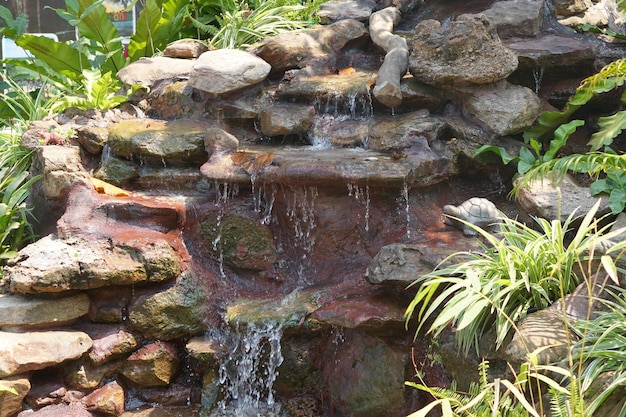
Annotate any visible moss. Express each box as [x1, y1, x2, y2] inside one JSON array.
[[199, 213, 276, 271]]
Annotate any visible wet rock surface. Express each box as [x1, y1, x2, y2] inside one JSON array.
[[4, 0, 626, 416]]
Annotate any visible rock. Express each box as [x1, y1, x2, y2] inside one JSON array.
[[107, 118, 209, 167], [87, 287, 132, 324], [145, 79, 197, 120], [408, 14, 519, 86], [501, 308, 573, 366], [86, 326, 138, 365], [204, 125, 239, 156], [458, 80, 542, 137], [188, 49, 271, 95], [120, 342, 180, 388], [482, 0, 544, 38], [370, 7, 408, 108], [64, 359, 123, 390], [5, 235, 179, 294], [225, 290, 321, 330], [136, 383, 195, 406], [116, 56, 195, 88], [75, 126, 108, 155], [365, 243, 463, 286], [30, 146, 90, 199], [0, 376, 30, 417], [317, 0, 376, 23], [119, 406, 200, 417], [16, 403, 94, 417], [163, 39, 210, 59], [553, 0, 593, 16], [128, 273, 208, 340], [259, 104, 316, 137], [0, 293, 89, 329], [516, 173, 610, 223], [326, 331, 406, 417], [199, 213, 276, 271], [82, 380, 124, 416], [185, 337, 219, 365], [309, 114, 369, 147], [0, 331, 92, 377], [367, 110, 445, 152], [504, 34, 596, 72], [249, 19, 369, 75]]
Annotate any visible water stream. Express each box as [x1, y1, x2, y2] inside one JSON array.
[[210, 321, 285, 417]]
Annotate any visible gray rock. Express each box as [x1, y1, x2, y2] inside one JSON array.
[[116, 56, 195, 88], [365, 243, 459, 286], [317, 0, 376, 23], [188, 49, 270, 94], [0, 293, 90, 329], [482, 0, 544, 38], [409, 14, 518, 86], [459, 80, 542, 137], [0, 331, 92, 377], [516, 173, 610, 223]]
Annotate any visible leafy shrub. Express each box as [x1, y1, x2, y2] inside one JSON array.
[[405, 202, 617, 356]]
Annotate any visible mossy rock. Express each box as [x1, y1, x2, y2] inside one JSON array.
[[108, 119, 208, 167], [199, 213, 276, 271]]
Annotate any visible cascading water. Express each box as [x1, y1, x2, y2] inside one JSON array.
[[347, 182, 371, 232], [213, 181, 240, 278], [210, 321, 284, 417]]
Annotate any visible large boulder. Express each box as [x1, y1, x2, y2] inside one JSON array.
[[188, 49, 271, 95], [0, 331, 92, 377], [248, 19, 369, 75], [5, 235, 180, 294], [408, 14, 518, 87]]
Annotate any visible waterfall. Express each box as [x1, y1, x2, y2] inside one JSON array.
[[211, 321, 284, 417]]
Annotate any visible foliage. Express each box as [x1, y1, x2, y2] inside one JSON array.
[[407, 361, 543, 417], [570, 286, 626, 416], [191, 0, 309, 49], [405, 202, 617, 356], [0, 75, 59, 131]]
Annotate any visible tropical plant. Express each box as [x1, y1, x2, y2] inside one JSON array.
[[191, 0, 309, 49], [569, 286, 626, 416], [406, 361, 541, 417], [404, 202, 619, 356]]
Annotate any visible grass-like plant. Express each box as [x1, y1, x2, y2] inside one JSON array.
[[569, 286, 626, 416], [195, 0, 309, 49], [405, 202, 618, 357]]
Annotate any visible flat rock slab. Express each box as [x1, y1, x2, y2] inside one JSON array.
[[0, 330, 92, 377], [0, 293, 90, 329], [504, 34, 596, 69], [201, 147, 448, 188]]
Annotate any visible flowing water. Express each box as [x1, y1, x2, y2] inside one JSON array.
[[210, 321, 285, 417]]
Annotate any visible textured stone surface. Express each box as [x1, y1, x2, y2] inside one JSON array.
[[0, 293, 90, 329], [409, 14, 518, 86], [116, 56, 195, 87], [120, 342, 180, 388], [0, 376, 30, 417], [188, 49, 270, 94], [0, 331, 92, 377]]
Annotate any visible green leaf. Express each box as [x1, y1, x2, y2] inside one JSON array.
[[128, 0, 163, 61], [545, 119, 584, 159], [588, 110, 626, 151], [16, 34, 88, 77], [608, 187, 626, 213]]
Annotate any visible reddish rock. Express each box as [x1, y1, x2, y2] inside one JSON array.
[[16, 403, 94, 417], [82, 380, 124, 416], [121, 342, 180, 388], [86, 326, 138, 365]]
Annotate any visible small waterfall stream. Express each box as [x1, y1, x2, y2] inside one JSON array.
[[210, 321, 285, 417]]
